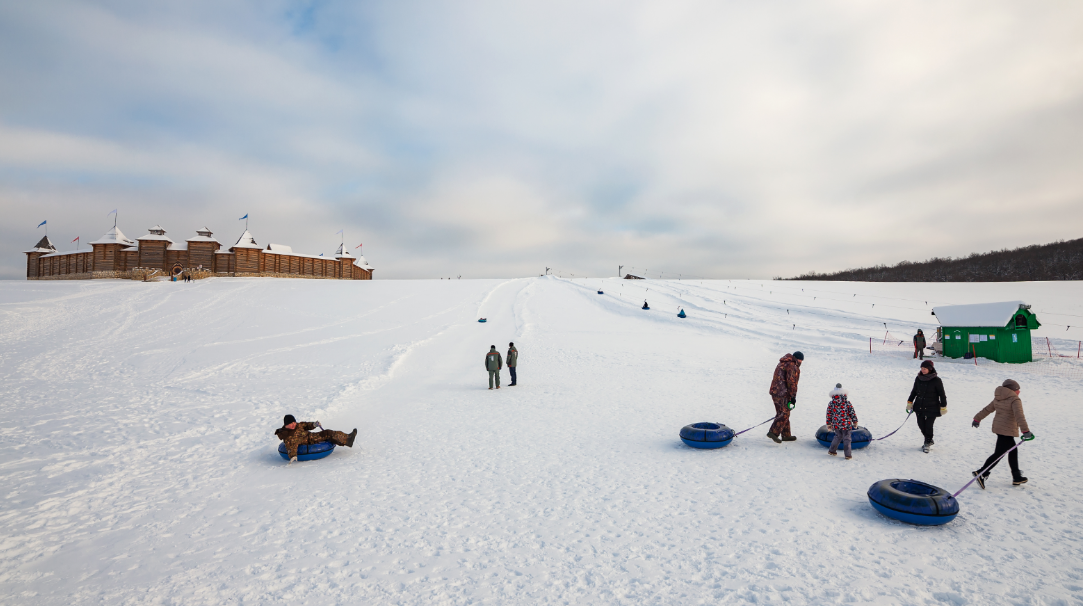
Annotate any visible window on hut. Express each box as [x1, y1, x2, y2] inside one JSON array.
[[1015, 314, 1027, 328]]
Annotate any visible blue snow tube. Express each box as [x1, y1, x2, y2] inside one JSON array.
[[597, 290, 604, 294], [815, 425, 873, 449], [278, 441, 336, 461], [642, 306, 650, 310], [867, 479, 959, 526], [680, 422, 735, 449], [478, 318, 487, 323]]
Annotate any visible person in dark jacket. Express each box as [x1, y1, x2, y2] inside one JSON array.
[[907, 359, 947, 452], [971, 379, 1034, 488], [485, 345, 503, 389], [913, 329, 926, 360], [767, 351, 803, 443], [506, 342, 518, 386], [275, 415, 356, 463]]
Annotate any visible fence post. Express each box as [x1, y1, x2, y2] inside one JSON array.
[[1078, 341, 1080, 359], [869, 337, 872, 353], [1047, 337, 1053, 358]]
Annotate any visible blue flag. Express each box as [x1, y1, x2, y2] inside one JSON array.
[[335, 229, 343, 235], [107, 209, 117, 215], [37, 220, 46, 228], [239, 214, 248, 220]]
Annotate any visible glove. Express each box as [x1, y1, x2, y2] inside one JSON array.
[[906, 402, 913, 414], [1022, 432, 1035, 441], [972, 419, 980, 428], [940, 407, 947, 416], [786, 399, 796, 410], [289, 456, 298, 463]]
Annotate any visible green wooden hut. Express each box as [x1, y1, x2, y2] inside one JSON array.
[[932, 301, 1040, 363]]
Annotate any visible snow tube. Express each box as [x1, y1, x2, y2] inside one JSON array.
[[642, 306, 650, 310], [867, 479, 959, 526], [278, 441, 336, 461], [677, 309, 687, 318], [478, 318, 487, 323], [597, 290, 604, 294], [680, 422, 735, 449], [815, 425, 873, 449]]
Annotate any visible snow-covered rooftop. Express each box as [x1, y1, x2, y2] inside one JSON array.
[[186, 235, 220, 243], [39, 249, 92, 258], [334, 243, 354, 259], [24, 235, 57, 254], [231, 230, 261, 250], [89, 226, 136, 246], [267, 243, 293, 253], [932, 301, 1031, 327]]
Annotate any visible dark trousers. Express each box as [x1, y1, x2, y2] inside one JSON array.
[[915, 411, 937, 442], [980, 434, 1021, 478], [509, 366, 517, 385], [914, 346, 924, 359], [770, 395, 791, 436]]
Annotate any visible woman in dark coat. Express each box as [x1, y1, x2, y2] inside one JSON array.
[[907, 359, 947, 452]]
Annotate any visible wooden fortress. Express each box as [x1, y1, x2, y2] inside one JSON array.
[[24, 225, 374, 281]]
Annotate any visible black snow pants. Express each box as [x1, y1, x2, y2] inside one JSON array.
[[980, 434, 1022, 479], [915, 411, 937, 443]]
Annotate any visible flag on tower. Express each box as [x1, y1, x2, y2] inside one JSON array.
[[239, 214, 248, 220], [71, 236, 79, 243], [37, 220, 46, 228], [355, 243, 363, 249]]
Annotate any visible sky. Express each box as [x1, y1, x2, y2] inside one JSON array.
[[1, 0, 1081, 280]]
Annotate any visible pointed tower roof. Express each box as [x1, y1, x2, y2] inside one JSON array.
[[24, 235, 58, 254], [90, 225, 136, 246], [138, 225, 173, 242], [334, 243, 354, 259], [231, 229, 261, 250]]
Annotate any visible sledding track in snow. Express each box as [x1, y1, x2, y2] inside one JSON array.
[[0, 277, 1081, 605]]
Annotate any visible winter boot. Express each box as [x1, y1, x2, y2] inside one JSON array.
[[1013, 475, 1028, 486], [844, 455, 852, 460], [346, 429, 357, 448], [781, 435, 797, 442], [922, 442, 930, 453], [828, 451, 838, 456], [972, 471, 986, 490], [928, 439, 935, 446], [767, 431, 782, 444]]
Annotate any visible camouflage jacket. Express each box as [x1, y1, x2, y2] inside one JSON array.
[[769, 354, 801, 399], [275, 422, 320, 459]]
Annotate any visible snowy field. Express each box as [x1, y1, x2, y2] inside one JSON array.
[[1, 276, 1082, 605]]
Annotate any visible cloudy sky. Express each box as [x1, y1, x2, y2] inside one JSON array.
[[1, 1, 1081, 279]]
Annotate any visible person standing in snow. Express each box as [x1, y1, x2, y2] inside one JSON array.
[[913, 329, 926, 360], [825, 383, 859, 459], [275, 415, 356, 463], [485, 345, 503, 390], [971, 379, 1034, 488], [642, 300, 649, 309], [767, 351, 803, 443], [907, 359, 947, 452], [506, 342, 518, 386]]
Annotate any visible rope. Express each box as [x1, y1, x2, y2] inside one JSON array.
[[872, 412, 912, 441], [951, 440, 1027, 498], [733, 413, 783, 437]]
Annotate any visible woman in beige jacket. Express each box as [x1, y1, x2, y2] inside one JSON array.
[[971, 379, 1035, 488]]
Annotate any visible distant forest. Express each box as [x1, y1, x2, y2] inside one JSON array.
[[785, 237, 1083, 282]]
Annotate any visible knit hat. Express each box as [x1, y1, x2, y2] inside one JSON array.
[[793, 351, 805, 360], [1002, 379, 1020, 391], [509, 342, 514, 346], [283, 414, 296, 426], [920, 360, 935, 371], [835, 383, 842, 389], [490, 345, 496, 350]]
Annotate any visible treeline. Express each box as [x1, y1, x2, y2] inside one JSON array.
[[785, 237, 1083, 282]]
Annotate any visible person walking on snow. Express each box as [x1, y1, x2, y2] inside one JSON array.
[[971, 379, 1034, 488], [506, 342, 518, 386], [826, 383, 859, 459], [275, 415, 356, 463], [907, 359, 947, 452], [913, 329, 926, 360], [767, 351, 804, 443], [485, 345, 503, 390]]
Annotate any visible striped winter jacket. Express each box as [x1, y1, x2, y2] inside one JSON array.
[[826, 388, 859, 432]]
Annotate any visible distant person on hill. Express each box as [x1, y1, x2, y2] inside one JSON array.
[[275, 415, 356, 463], [507, 342, 518, 386], [913, 329, 926, 360], [825, 383, 859, 459], [642, 300, 649, 309], [485, 345, 503, 390], [767, 351, 803, 443], [971, 379, 1033, 488], [907, 360, 947, 453]]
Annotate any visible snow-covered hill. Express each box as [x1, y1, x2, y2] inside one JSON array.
[[1, 277, 1081, 605]]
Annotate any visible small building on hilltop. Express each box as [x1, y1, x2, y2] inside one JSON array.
[[932, 301, 1040, 363], [25, 222, 373, 281]]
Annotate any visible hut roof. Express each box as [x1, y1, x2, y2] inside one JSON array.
[[24, 235, 57, 254], [232, 230, 261, 250], [90, 226, 136, 246], [334, 243, 354, 259], [932, 301, 1031, 327]]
